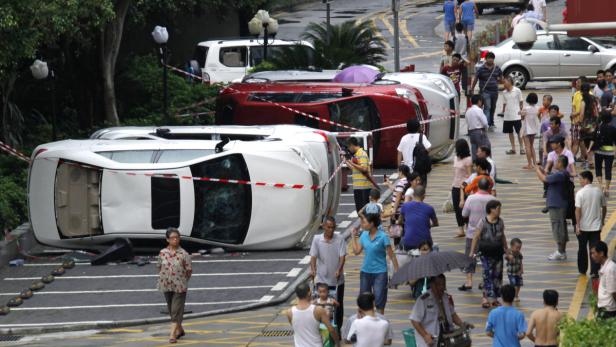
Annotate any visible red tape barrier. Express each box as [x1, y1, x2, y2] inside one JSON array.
[[0, 140, 30, 163]]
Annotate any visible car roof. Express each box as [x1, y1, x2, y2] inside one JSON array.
[[197, 38, 312, 48]]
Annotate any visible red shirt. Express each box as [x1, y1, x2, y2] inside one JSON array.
[[441, 65, 462, 92]]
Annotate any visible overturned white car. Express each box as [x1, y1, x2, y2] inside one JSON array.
[[28, 125, 341, 251]]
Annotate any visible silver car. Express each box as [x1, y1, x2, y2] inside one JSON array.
[[480, 32, 616, 89]]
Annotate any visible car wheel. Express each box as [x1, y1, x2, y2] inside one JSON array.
[[505, 66, 529, 90]]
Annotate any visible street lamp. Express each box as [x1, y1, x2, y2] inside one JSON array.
[[248, 10, 279, 62], [152, 25, 169, 123], [30, 59, 57, 140]]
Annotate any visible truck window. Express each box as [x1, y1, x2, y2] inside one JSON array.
[[219, 47, 247, 67], [193, 46, 209, 67]]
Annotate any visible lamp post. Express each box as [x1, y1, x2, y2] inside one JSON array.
[[152, 26, 169, 123], [30, 59, 57, 140], [323, 0, 331, 45], [392, 0, 400, 72], [248, 10, 279, 62]]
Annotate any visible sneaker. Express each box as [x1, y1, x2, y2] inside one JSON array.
[[541, 207, 549, 214], [548, 251, 566, 261]]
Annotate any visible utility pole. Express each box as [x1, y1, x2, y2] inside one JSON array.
[[392, 0, 400, 72], [324, 0, 331, 44]]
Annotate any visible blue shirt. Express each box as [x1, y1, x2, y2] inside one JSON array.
[[444, 1, 456, 23], [485, 306, 527, 347], [476, 64, 503, 94], [461, 2, 475, 22], [359, 228, 390, 274], [546, 170, 569, 209], [401, 201, 436, 249]]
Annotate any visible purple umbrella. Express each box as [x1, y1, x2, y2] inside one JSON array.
[[333, 65, 380, 83]]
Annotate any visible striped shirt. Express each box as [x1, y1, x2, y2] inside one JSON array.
[[351, 148, 371, 189]]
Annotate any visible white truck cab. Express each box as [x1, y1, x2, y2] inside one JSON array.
[[190, 38, 314, 84]]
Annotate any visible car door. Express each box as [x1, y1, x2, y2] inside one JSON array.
[[213, 46, 248, 83], [518, 34, 560, 79], [556, 35, 602, 79]]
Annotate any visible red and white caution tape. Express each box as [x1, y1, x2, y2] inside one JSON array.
[[0, 140, 30, 163]]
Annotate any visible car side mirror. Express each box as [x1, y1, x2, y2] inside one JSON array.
[[587, 45, 599, 53]]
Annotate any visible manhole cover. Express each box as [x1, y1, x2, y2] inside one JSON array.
[[0, 336, 23, 342], [261, 329, 294, 337]]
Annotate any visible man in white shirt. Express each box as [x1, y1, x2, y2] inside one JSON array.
[[529, 0, 547, 21], [575, 171, 607, 276], [501, 76, 524, 155], [466, 94, 490, 160], [347, 292, 392, 347], [397, 119, 432, 168], [590, 241, 616, 319]]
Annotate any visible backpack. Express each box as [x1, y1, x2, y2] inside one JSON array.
[[478, 217, 505, 257], [413, 132, 432, 175]]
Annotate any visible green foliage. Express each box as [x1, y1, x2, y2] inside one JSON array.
[[248, 61, 277, 74], [119, 55, 221, 125], [0, 156, 28, 235], [302, 20, 387, 69], [558, 317, 616, 347]]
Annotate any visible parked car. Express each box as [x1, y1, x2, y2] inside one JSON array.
[[236, 71, 460, 163], [189, 39, 314, 84], [479, 31, 616, 89], [474, 0, 526, 14], [29, 125, 341, 251]]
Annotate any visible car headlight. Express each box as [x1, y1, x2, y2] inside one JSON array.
[[395, 88, 412, 99], [432, 79, 452, 95]]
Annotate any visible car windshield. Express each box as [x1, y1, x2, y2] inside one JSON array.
[[190, 154, 251, 244]]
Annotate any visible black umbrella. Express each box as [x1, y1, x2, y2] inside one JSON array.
[[390, 251, 474, 286]]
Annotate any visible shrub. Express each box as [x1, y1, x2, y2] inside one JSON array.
[[0, 156, 28, 237], [559, 317, 616, 347]]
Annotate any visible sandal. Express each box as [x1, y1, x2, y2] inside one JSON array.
[[455, 233, 465, 238], [481, 301, 491, 309], [169, 338, 177, 344], [520, 149, 526, 155], [492, 300, 502, 307], [458, 284, 472, 291], [177, 330, 185, 339], [506, 150, 516, 155], [522, 165, 534, 170]]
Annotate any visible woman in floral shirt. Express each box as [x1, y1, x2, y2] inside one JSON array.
[[157, 228, 192, 343]]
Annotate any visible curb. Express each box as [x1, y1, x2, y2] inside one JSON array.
[[0, 181, 395, 336]]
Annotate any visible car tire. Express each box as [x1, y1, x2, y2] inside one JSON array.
[[505, 66, 529, 90]]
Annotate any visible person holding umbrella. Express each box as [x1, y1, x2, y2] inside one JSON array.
[[352, 214, 399, 314], [411, 274, 473, 347], [470, 200, 508, 308]]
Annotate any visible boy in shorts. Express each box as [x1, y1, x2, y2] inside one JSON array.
[[506, 238, 524, 302]]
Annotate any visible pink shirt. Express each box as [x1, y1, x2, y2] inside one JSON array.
[[452, 156, 472, 188]]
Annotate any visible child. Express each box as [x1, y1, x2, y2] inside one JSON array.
[[521, 92, 540, 169], [359, 188, 382, 218], [506, 238, 524, 302], [453, 22, 468, 61], [538, 95, 553, 133], [312, 282, 339, 325], [440, 40, 455, 71]]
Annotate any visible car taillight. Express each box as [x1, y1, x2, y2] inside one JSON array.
[[33, 148, 47, 159], [480, 50, 488, 60]]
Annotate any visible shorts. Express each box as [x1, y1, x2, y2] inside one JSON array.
[[359, 272, 388, 310], [570, 123, 580, 142], [508, 274, 524, 287], [462, 238, 476, 274], [503, 120, 522, 134], [444, 20, 455, 33], [462, 20, 474, 31], [548, 207, 569, 244]]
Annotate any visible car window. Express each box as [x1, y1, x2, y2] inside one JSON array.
[[329, 97, 378, 131], [190, 154, 251, 245], [247, 93, 299, 103], [219, 46, 247, 67], [557, 35, 590, 51], [97, 150, 155, 163], [193, 46, 209, 67], [157, 149, 214, 163], [151, 177, 180, 229], [250, 45, 315, 67], [530, 35, 556, 50]]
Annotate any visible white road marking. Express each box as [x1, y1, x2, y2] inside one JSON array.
[[22, 258, 304, 267], [339, 203, 356, 206], [0, 322, 112, 328], [270, 282, 288, 291], [337, 220, 352, 228], [299, 255, 311, 264], [8, 300, 260, 311], [18, 330, 100, 342], [348, 211, 358, 218], [0, 285, 273, 296], [259, 295, 274, 302], [286, 268, 302, 277], [340, 193, 353, 196], [4, 272, 289, 281]]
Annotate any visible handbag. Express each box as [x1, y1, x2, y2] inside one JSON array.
[[388, 222, 402, 238], [442, 192, 454, 213], [438, 327, 472, 347]]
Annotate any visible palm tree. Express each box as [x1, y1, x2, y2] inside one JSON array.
[[302, 20, 387, 69], [263, 20, 386, 71]]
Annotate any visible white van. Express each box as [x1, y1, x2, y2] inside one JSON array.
[[190, 39, 314, 84]]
